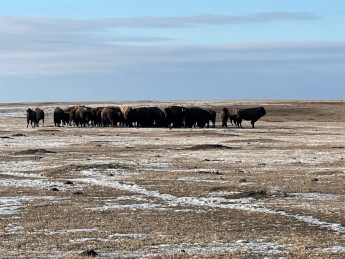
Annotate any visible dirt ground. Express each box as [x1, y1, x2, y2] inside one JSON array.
[[0, 99, 344, 258]]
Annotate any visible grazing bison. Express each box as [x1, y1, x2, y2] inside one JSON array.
[[121, 107, 137, 127], [147, 107, 166, 127], [34, 108, 44, 127], [228, 109, 240, 126], [91, 107, 104, 127], [64, 107, 76, 126], [221, 108, 229, 127], [53, 107, 65, 126], [206, 109, 216, 128], [164, 106, 186, 128], [26, 108, 37, 128], [184, 107, 210, 128], [74, 106, 93, 127], [236, 107, 266, 128], [135, 107, 151, 128], [101, 107, 122, 127]]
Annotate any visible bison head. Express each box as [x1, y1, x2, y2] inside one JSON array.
[[258, 107, 266, 117]]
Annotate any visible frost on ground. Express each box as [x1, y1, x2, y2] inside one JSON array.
[[0, 100, 345, 258]]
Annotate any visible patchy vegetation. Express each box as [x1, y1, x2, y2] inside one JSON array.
[[0, 100, 344, 258]]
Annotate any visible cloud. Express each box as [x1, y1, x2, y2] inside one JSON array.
[[0, 40, 344, 77], [0, 12, 319, 50], [0, 11, 318, 34]]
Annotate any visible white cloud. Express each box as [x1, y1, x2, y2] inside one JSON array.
[[0, 12, 318, 32], [0, 41, 344, 77]]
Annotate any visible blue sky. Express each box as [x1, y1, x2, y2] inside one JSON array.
[[0, 0, 344, 102]]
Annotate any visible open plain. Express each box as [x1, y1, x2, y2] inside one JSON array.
[[0, 99, 344, 258]]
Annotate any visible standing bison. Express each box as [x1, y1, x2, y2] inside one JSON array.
[[54, 107, 65, 126], [101, 107, 122, 127], [26, 108, 37, 128], [135, 107, 151, 128], [236, 107, 266, 128], [34, 108, 44, 127], [206, 109, 216, 128], [164, 106, 186, 128], [74, 106, 91, 127], [184, 107, 210, 128], [221, 108, 229, 127], [121, 107, 137, 127], [228, 109, 240, 126], [147, 107, 166, 127]]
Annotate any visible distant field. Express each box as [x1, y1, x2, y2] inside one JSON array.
[[0, 100, 344, 258]]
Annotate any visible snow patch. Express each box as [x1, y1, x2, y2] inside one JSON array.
[[0, 196, 66, 215], [290, 193, 345, 201], [77, 178, 345, 234]]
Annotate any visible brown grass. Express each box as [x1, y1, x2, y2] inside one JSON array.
[[0, 100, 344, 258]]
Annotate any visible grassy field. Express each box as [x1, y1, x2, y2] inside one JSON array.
[[0, 100, 344, 258]]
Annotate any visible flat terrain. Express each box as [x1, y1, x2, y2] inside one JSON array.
[[0, 100, 344, 258]]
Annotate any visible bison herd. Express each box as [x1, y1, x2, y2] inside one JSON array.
[[26, 105, 266, 129]]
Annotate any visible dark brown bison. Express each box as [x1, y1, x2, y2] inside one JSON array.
[[63, 107, 76, 126], [121, 107, 137, 127], [228, 109, 240, 126], [221, 108, 229, 127], [101, 107, 122, 127], [206, 109, 216, 128], [26, 108, 37, 128], [163, 106, 186, 128], [147, 107, 166, 127], [74, 106, 92, 127], [184, 107, 210, 128], [236, 107, 266, 128], [91, 107, 104, 127], [135, 107, 151, 128], [34, 108, 44, 127], [53, 107, 65, 126]]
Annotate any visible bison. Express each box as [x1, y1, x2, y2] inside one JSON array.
[[34, 108, 44, 127], [26, 108, 37, 128], [236, 107, 266, 128], [53, 107, 65, 126], [135, 107, 151, 128], [228, 109, 240, 126], [206, 109, 216, 128], [121, 107, 137, 127], [221, 108, 229, 127], [74, 106, 93, 127], [101, 107, 122, 127], [147, 107, 166, 127], [163, 106, 186, 128], [91, 107, 104, 127], [184, 107, 210, 128]]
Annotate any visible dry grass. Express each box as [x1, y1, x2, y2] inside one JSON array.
[[0, 100, 344, 258]]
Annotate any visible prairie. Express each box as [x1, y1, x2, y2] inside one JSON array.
[[0, 100, 344, 258]]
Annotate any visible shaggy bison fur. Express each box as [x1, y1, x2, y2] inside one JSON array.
[[121, 107, 137, 127], [34, 108, 45, 127], [184, 107, 210, 128], [221, 108, 229, 127], [26, 108, 37, 128], [236, 107, 266, 128], [101, 107, 122, 127], [53, 107, 65, 126], [164, 106, 186, 128]]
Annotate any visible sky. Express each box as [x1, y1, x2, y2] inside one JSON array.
[[0, 0, 344, 102]]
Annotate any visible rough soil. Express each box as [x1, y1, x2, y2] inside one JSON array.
[[0, 99, 344, 258]]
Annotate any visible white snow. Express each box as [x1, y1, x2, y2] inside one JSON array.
[[76, 176, 345, 234], [101, 239, 288, 257], [290, 193, 345, 201], [0, 196, 67, 215]]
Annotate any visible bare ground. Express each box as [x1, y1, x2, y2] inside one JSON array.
[[0, 100, 344, 258]]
